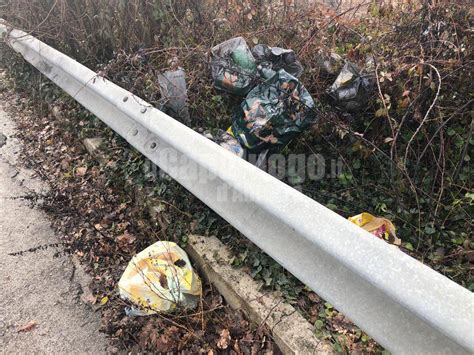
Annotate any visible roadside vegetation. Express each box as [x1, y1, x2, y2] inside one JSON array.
[[1, 0, 472, 353]]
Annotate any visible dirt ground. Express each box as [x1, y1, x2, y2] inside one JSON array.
[[0, 102, 108, 352]]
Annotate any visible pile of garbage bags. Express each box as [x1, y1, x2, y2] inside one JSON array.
[[209, 37, 318, 154], [155, 37, 374, 157], [208, 36, 375, 157], [129, 37, 374, 158]]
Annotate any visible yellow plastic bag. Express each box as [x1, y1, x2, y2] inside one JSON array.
[[118, 241, 202, 315], [348, 212, 401, 246]]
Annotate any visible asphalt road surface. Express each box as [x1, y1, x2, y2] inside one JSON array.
[[0, 101, 108, 353]]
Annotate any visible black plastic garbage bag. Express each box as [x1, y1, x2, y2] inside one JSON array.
[[252, 44, 304, 78], [210, 37, 258, 96], [230, 69, 317, 153], [327, 61, 374, 112]]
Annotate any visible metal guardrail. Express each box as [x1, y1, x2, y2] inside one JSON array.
[[1, 22, 473, 354]]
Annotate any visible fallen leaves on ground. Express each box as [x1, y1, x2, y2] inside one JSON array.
[[0, 87, 277, 353], [116, 231, 136, 252]]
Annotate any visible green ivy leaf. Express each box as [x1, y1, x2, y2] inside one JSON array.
[[424, 226, 436, 235]]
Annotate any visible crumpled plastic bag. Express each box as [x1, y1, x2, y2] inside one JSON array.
[[158, 68, 190, 123], [230, 69, 317, 153], [315, 50, 344, 76], [251, 44, 304, 78], [202, 128, 244, 158], [210, 37, 257, 96], [348, 212, 401, 246], [118, 241, 202, 315], [327, 61, 374, 112]]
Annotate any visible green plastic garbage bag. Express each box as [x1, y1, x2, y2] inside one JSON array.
[[230, 69, 317, 153], [210, 37, 257, 96]]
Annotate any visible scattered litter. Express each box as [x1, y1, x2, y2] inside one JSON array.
[[158, 68, 190, 123], [231, 69, 317, 153], [17, 320, 37, 333], [315, 50, 344, 76], [210, 37, 257, 96], [218, 132, 244, 158], [118, 241, 202, 315], [349, 212, 401, 245], [100, 296, 109, 305], [203, 129, 244, 158], [327, 61, 374, 112], [252, 44, 304, 78]]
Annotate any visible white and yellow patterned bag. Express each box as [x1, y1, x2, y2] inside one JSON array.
[[118, 241, 201, 315]]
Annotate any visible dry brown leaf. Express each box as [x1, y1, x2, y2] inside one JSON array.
[[76, 166, 87, 176], [81, 291, 97, 304], [17, 320, 37, 333], [217, 329, 231, 349], [117, 232, 136, 249], [307, 292, 320, 303]]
